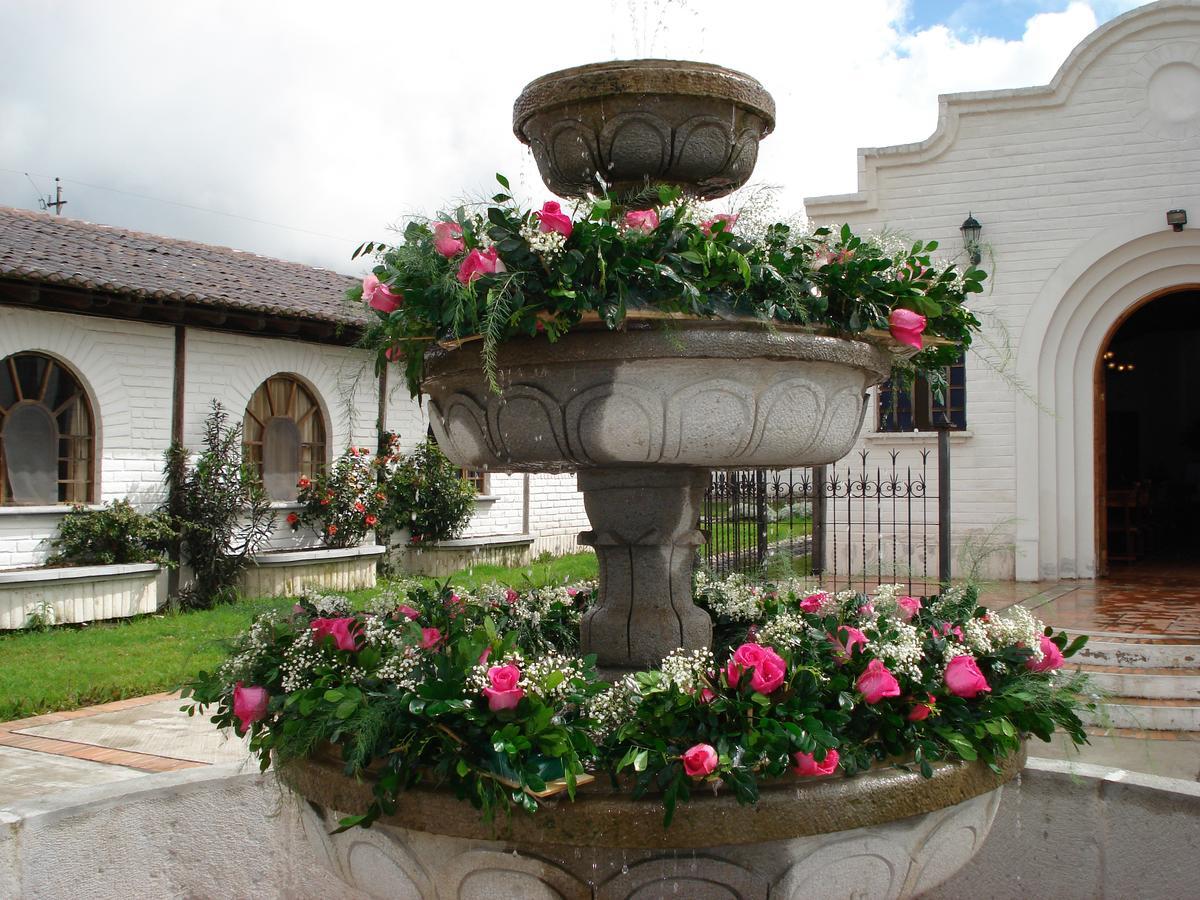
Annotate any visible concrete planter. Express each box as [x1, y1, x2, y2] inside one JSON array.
[[282, 746, 1023, 899], [0, 562, 162, 630], [391, 533, 535, 578], [424, 321, 893, 671], [238, 544, 384, 598]]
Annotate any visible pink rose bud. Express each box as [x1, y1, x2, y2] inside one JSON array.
[[908, 694, 936, 721], [792, 748, 839, 777], [420, 627, 443, 650], [623, 208, 659, 233], [536, 201, 573, 238], [888, 308, 927, 350], [829, 625, 868, 664], [810, 247, 836, 270], [432, 221, 465, 258], [482, 663, 525, 711], [799, 592, 826, 614], [897, 595, 922, 621], [681, 743, 719, 778], [566, 587, 579, 598], [858, 602, 875, 617], [233, 682, 270, 734], [1026, 635, 1065, 673], [945, 655, 991, 698], [385, 345, 403, 362], [698, 687, 716, 704], [857, 659, 902, 704], [478, 646, 492, 665], [700, 213, 738, 237], [456, 246, 506, 284], [396, 604, 419, 621], [361, 274, 403, 314], [310, 617, 362, 652], [504, 589, 519, 605]]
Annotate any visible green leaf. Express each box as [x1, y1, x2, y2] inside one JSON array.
[[633, 749, 650, 772], [335, 699, 358, 720], [496, 173, 510, 190], [324, 689, 344, 703]]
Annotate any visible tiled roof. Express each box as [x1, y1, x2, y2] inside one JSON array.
[[0, 205, 364, 326]]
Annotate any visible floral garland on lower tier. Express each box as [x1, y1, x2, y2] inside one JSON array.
[[349, 178, 985, 397], [185, 575, 1092, 830]]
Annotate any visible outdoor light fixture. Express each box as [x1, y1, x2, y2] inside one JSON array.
[[1167, 209, 1187, 232], [960, 213, 982, 265]]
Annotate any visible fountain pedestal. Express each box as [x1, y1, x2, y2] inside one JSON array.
[[578, 467, 711, 672]]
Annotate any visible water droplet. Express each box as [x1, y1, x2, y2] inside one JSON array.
[[621, 865, 629, 875]]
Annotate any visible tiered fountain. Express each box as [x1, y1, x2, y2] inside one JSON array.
[[285, 59, 1019, 899]]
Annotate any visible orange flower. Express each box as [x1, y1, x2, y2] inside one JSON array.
[[297, 477, 311, 489], [375, 492, 386, 501], [286, 512, 299, 526], [327, 524, 338, 535], [365, 514, 378, 526], [354, 501, 365, 513]]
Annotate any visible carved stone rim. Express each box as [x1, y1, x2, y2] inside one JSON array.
[[280, 744, 1024, 851], [422, 320, 896, 383], [513, 58, 776, 141]]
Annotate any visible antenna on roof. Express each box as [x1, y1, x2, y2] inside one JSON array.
[[44, 177, 67, 215]]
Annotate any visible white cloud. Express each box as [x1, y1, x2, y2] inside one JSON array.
[[0, 0, 1127, 273]]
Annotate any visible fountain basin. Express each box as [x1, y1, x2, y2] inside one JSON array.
[[513, 59, 775, 203], [284, 746, 1023, 899], [424, 320, 893, 474]]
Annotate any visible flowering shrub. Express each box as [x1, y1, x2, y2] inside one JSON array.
[[379, 437, 475, 545], [186, 575, 1091, 831], [291, 447, 387, 549], [351, 177, 985, 395]]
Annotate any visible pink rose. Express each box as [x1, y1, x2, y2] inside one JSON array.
[[432, 221, 465, 258], [1026, 635, 1065, 673], [829, 625, 868, 664], [897, 595, 922, 621], [725, 642, 786, 693], [566, 587, 579, 598], [700, 213, 737, 236], [681, 743, 718, 778], [396, 604, 419, 621], [888, 308, 927, 350], [482, 663, 524, 711], [908, 694, 936, 721], [945, 655, 991, 698], [536, 201, 573, 238], [478, 646, 492, 665], [456, 246, 506, 284], [310, 617, 362, 652], [504, 589, 519, 605], [624, 208, 659, 233], [858, 602, 875, 617], [931, 622, 965, 642], [232, 682, 269, 735], [857, 659, 901, 704], [362, 274, 403, 314], [792, 748, 839, 777], [420, 627, 443, 650], [810, 247, 836, 270], [799, 592, 826, 614], [697, 687, 716, 704]]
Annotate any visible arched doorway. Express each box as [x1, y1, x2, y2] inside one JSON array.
[[1097, 290, 1200, 575]]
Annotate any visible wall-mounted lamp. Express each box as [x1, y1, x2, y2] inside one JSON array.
[[960, 213, 982, 265], [1167, 209, 1187, 232]]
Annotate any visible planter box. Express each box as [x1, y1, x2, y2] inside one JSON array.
[[0, 563, 162, 630], [391, 533, 535, 578], [238, 545, 384, 598]]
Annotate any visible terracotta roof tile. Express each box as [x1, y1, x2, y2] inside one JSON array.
[[0, 205, 364, 326]]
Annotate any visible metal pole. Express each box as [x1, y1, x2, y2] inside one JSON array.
[[811, 464, 826, 577], [936, 425, 952, 586], [755, 469, 768, 567]]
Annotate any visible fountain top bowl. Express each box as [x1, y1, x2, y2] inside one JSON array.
[[513, 59, 776, 202]]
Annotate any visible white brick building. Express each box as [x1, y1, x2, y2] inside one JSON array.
[[805, 0, 1200, 581], [0, 207, 587, 575]]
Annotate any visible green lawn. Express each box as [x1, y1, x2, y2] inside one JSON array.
[[0, 551, 599, 722]]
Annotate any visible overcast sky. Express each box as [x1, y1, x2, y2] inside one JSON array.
[[0, 0, 1146, 274]]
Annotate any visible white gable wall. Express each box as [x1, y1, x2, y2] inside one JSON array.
[[805, 1, 1200, 581]]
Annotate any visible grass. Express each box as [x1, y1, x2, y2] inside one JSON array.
[[0, 551, 599, 723]]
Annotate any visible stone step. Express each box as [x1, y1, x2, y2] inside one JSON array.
[[1072, 639, 1200, 670], [1080, 695, 1200, 732], [1077, 665, 1200, 699]]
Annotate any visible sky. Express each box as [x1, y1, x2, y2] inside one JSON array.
[[0, 0, 1149, 275]]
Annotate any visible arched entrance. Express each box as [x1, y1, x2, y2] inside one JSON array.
[[1097, 290, 1200, 575]]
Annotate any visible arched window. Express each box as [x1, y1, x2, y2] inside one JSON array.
[[0, 353, 95, 505], [243, 375, 326, 500]]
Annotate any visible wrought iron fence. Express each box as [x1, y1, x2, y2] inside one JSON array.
[[701, 437, 951, 594]]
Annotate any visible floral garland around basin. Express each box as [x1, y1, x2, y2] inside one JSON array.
[[185, 575, 1092, 832], [349, 177, 985, 396]]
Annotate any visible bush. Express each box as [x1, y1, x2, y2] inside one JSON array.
[[291, 447, 388, 549], [48, 500, 174, 566], [164, 401, 275, 610], [381, 437, 475, 545]]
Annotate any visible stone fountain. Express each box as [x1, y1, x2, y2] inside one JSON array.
[[285, 59, 1018, 899]]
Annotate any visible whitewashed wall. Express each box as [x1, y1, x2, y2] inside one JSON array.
[[804, 1, 1200, 581]]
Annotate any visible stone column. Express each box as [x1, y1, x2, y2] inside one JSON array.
[[577, 467, 712, 675]]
